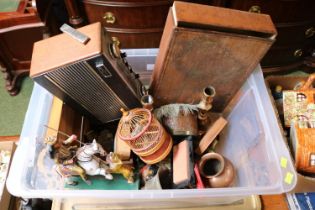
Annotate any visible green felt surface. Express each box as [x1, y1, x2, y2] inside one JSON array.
[[287, 71, 310, 76], [0, 77, 33, 136], [65, 174, 139, 190], [0, 0, 20, 12]]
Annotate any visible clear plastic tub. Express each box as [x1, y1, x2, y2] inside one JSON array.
[[6, 62, 297, 203]]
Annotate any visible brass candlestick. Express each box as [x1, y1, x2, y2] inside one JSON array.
[[197, 86, 216, 133]]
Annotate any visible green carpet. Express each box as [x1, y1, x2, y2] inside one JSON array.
[[0, 77, 33, 136], [65, 174, 139, 190], [0, 0, 20, 12]]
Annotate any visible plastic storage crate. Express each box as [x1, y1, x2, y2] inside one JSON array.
[[6, 60, 296, 204]]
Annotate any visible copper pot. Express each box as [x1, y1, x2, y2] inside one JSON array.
[[154, 104, 199, 136], [198, 152, 235, 188]]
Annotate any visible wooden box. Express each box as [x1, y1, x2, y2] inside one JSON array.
[[150, 1, 277, 111]]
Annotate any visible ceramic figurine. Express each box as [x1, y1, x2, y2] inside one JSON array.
[[44, 135, 79, 165], [140, 163, 172, 190], [45, 135, 89, 185], [46, 135, 113, 185], [106, 152, 134, 183], [140, 164, 162, 190], [63, 134, 78, 144], [141, 164, 159, 182], [76, 140, 113, 180]]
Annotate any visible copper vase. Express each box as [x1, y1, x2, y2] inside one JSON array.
[[198, 152, 235, 188]]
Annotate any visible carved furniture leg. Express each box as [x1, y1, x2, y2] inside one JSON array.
[[64, 0, 84, 28], [0, 62, 29, 96], [7, 70, 29, 96]]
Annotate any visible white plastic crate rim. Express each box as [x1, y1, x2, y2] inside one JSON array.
[[6, 65, 297, 199]]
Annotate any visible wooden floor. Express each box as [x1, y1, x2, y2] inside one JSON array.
[[0, 135, 19, 142], [261, 194, 289, 210]]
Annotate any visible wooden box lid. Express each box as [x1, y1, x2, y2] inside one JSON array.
[[150, 2, 277, 111], [173, 1, 276, 38]]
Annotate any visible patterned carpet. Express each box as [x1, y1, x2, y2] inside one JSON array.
[[0, 76, 33, 136]]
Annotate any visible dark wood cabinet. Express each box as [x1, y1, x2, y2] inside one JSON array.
[[225, 0, 315, 22], [70, 0, 315, 74], [80, 0, 172, 48], [224, 0, 315, 74], [78, 0, 226, 48], [82, 1, 171, 28]]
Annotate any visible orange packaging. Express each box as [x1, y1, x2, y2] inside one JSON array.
[[283, 74, 315, 127]]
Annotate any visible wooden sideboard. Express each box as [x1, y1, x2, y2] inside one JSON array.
[[65, 0, 315, 74]]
